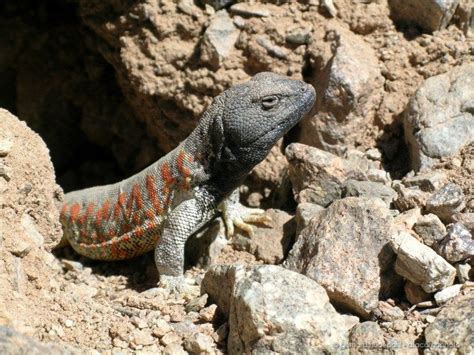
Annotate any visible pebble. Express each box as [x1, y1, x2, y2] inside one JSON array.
[[152, 319, 173, 338], [455, 263, 471, 283], [185, 294, 208, 313], [434, 284, 462, 305], [256, 35, 288, 59], [131, 316, 148, 329], [437, 223, 474, 263], [0, 139, 13, 156], [130, 329, 155, 346], [199, 304, 218, 322], [229, 3, 271, 17], [426, 183, 466, 222], [0, 161, 12, 181], [163, 342, 187, 355], [183, 333, 215, 354], [63, 319, 74, 328], [160, 332, 182, 346]]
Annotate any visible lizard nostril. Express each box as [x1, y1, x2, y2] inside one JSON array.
[[299, 86, 307, 93]]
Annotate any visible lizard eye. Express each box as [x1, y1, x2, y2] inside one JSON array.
[[261, 95, 279, 109]]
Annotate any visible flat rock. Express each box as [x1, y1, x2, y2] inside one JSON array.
[[388, 0, 459, 32], [413, 213, 446, 247], [226, 265, 353, 354], [436, 223, 474, 263], [434, 284, 462, 305], [286, 143, 366, 207], [426, 183, 466, 222], [403, 63, 474, 171], [343, 179, 397, 205], [402, 171, 447, 192], [200, 10, 240, 69], [424, 292, 474, 354], [390, 231, 456, 293], [285, 197, 402, 318]]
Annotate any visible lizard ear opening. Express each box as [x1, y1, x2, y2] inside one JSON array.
[[210, 113, 224, 161]]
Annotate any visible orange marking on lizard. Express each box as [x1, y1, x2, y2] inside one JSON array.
[[161, 161, 174, 186], [133, 212, 142, 226], [146, 175, 162, 215], [95, 199, 110, 229], [70, 203, 81, 222], [60, 203, 69, 218], [135, 226, 145, 238], [145, 209, 155, 220], [79, 202, 95, 225], [113, 193, 127, 220]]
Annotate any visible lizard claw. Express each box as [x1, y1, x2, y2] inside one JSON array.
[[220, 201, 272, 238]]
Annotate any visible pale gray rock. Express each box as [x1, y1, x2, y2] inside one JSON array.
[[229, 3, 271, 17], [295, 202, 325, 234], [343, 179, 397, 205], [434, 284, 462, 305], [413, 213, 446, 247], [200, 10, 240, 69], [349, 322, 386, 354], [286, 143, 366, 207], [426, 183, 466, 222], [201, 264, 239, 317], [452, 212, 474, 234], [390, 231, 456, 293], [183, 333, 215, 354], [202, 0, 234, 10], [455, 262, 472, 283], [285, 197, 402, 318], [436, 223, 474, 263], [227, 265, 353, 354], [403, 63, 474, 171], [424, 292, 474, 354], [300, 23, 384, 155], [388, 0, 460, 32], [0, 326, 79, 354], [402, 171, 447, 192]]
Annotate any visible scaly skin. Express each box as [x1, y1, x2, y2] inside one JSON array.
[[58, 72, 316, 282]]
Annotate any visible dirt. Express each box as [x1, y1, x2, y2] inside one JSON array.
[[0, 0, 473, 353]]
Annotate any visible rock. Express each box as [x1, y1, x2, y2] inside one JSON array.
[[436, 223, 474, 263], [390, 231, 456, 293], [388, 0, 459, 32], [295, 202, 325, 234], [424, 292, 473, 354], [185, 294, 208, 313], [452, 212, 474, 234], [202, 0, 234, 10], [426, 183, 466, 222], [393, 183, 429, 211], [200, 10, 240, 70], [393, 208, 422, 231], [404, 281, 431, 304], [403, 64, 474, 171], [372, 301, 405, 322], [199, 304, 217, 322], [201, 265, 239, 317], [163, 342, 187, 355], [367, 168, 391, 184], [231, 209, 295, 264], [0, 326, 79, 354], [151, 319, 173, 339], [285, 197, 402, 318], [229, 3, 271, 17], [255, 35, 289, 60], [227, 265, 353, 354], [285, 27, 311, 45], [286, 143, 366, 207], [413, 213, 446, 247], [130, 329, 155, 347], [434, 284, 462, 305], [402, 171, 447, 192], [300, 23, 384, 155], [0, 139, 12, 157], [160, 332, 182, 347], [183, 333, 215, 354], [349, 322, 386, 354], [343, 179, 397, 205], [455, 263, 472, 283]]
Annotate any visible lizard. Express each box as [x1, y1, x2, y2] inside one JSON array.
[[57, 72, 316, 289]]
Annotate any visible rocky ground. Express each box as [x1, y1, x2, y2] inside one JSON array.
[[0, 0, 473, 354]]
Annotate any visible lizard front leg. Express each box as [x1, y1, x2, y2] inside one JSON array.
[[218, 188, 271, 238], [155, 194, 215, 293]]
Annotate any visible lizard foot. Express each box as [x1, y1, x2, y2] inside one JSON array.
[[219, 201, 272, 238], [159, 275, 199, 299]]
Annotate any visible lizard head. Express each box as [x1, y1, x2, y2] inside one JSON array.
[[218, 72, 316, 165]]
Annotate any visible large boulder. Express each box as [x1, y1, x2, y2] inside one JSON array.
[[403, 64, 474, 172], [284, 197, 402, 318]]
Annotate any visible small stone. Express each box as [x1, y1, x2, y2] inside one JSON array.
[[390, 231, 456, 293], [455, 263, 472, 283], [183, 333, 215, 354], [404, 281, 431, 305], [392, 319, 410, 332], [151, 319, 173, 338], [0, 139, 13, 156], [295, 202, 325, 233], [130, 329, 154, 346], [256, 35, 288, 59], [425, 315, 436, 323], [349, 322, 386, 353], [343, 180, 397, 205], [202, 0, 234, 10], [434, 284, 462, 305], [367, 168, 391, 184], [365, 148, 382, 161], [393, 184, 429, 211], [373, 301, 405, 321], [452, 213, 474, 234], [199, 304, 217, 322], [177, 0, 199, 16], [163, 342, 187, 355], [321, 0, 337, 17], [437, 223, 474, 263], [185, 294, 208, 313], [402, 171, 447, 192], [0, 161, 12, 181], [413, 213, 446, 247], [131, 316, 148, 329], [63, 319, 74, 328], [285, 27, 311, 45], [229, 3, 271, 17], [160, 332, 182, 346], [61, 259, 84, 271], [426, 183, 466, 222]]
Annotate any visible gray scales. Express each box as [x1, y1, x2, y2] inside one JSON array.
[[58, 72, 316, 289]]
